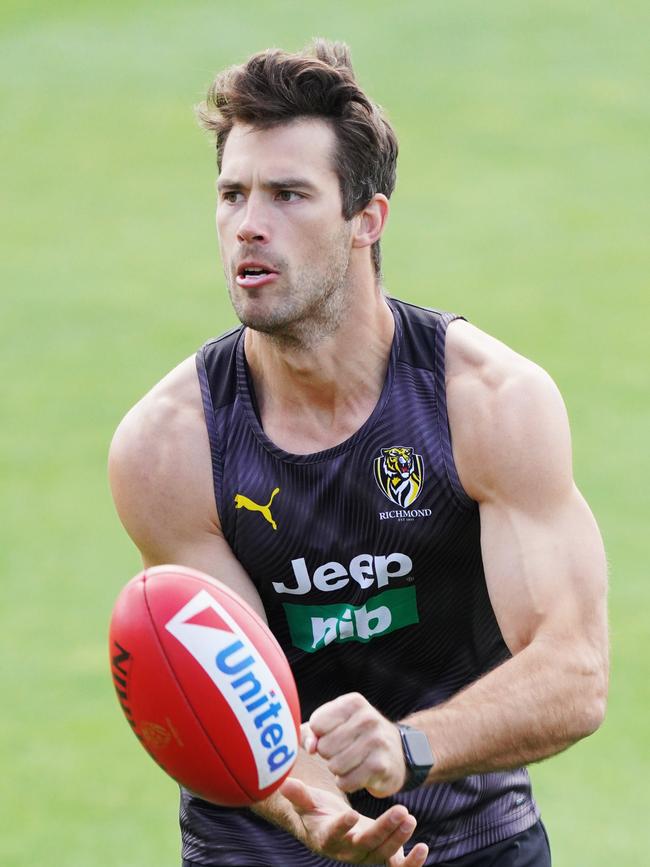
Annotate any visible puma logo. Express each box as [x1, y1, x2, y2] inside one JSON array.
[[234, 487, 280, 530]]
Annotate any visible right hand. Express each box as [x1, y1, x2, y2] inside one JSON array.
[[280, 777, 429, 866]]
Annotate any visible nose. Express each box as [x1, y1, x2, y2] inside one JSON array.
[[236, 196, 269, 245]]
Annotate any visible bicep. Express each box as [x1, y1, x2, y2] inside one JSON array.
[[108, 386, 268, 622], [480, 487, 607, 658], [448, 344, 608, 660]]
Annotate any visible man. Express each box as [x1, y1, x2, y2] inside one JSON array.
[[109, 39, 608, 867]]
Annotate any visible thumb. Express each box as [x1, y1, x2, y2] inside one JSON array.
[[300, 722, 318, 753], [279, 777, 317, 814]]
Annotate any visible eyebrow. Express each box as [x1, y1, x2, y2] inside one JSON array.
[[217, 177, 318, 192]]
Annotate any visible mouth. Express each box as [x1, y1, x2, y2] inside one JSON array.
[[235, 261, 279, 289]]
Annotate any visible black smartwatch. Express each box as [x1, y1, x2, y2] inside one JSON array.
[[397, 724, 434, 790]]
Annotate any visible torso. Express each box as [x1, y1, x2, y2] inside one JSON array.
[[179, 298, 539, 865]]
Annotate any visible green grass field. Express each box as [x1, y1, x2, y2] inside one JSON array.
[[1, 1, 648, 864]]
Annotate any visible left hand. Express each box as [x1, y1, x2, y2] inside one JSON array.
[[303, 693, 407, 797], [279, 778, 429, 866]]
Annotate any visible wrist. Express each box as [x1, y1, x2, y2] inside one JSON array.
[[251, 789, 306, 839], [397, 724, 435, 790]]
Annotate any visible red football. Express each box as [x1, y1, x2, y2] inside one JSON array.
[[108, 565, 301, 806]]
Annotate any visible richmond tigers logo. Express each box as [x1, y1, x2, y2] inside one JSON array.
[[374, 446, 424, 507]]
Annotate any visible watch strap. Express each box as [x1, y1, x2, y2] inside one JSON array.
[[397, 723, 434, 790]]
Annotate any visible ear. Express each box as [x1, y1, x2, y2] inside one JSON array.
[[351, 194, 389, 251]]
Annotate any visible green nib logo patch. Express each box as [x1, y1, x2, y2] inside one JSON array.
[[283, 587, 419, 653]]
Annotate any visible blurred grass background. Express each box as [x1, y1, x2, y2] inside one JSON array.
[[1, 0, 648, 864]]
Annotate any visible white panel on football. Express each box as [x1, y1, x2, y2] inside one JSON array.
[[165, 590, 297, 790]]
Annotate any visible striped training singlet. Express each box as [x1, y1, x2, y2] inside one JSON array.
[[182, 297, 539, 865]]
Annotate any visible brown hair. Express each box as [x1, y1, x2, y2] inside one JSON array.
[[198, 39, 398, 276]]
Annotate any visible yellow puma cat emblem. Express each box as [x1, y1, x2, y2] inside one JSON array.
[[234, 487, 280, 530]]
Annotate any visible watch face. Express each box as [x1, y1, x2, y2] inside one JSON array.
[[404, 729, 434, 767]]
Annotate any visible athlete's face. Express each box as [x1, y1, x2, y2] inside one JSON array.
[[216, 119, 354, 342]]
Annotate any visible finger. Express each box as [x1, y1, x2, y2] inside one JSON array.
[[281, 778, 361, 851], [316, 723, 363, 762], [364, 815, 417, 863], [319, 809, 362, 849], [336, 756, 387, 795], [315, 703, 387, 770], [400, 842, 429, 867], [278, 777, 317, 814], [348, 805, 410, 852], [310, 692, 367, 738], [323, 737, 367, 778]]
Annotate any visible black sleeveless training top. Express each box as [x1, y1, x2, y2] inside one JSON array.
[[182, 297, 539, 865]]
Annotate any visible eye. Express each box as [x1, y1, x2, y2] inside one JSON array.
[[221, 191, 243, 204], [276, 190, 302, 202]]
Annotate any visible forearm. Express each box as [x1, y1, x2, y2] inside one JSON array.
[[406, 635, 607, 783]]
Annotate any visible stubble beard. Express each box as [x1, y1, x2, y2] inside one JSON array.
[[225, 226, 353, 351]]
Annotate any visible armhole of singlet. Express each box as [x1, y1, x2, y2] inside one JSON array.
[[433, 313, 477, 510], [195, 347, 224, 526]]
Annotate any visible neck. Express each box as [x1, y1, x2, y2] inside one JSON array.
[[244, 287, 395, 452]]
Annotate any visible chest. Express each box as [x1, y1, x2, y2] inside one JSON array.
[[258, 399, 382, 455], [218, 383, 472, 625]]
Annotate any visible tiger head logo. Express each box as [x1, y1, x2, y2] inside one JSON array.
[[374, 446, 424, 508]]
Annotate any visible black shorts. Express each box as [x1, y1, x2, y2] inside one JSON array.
[[437, 821, 551, 866], [182, 820, 551, 867]]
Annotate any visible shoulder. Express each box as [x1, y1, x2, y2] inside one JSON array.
[[110, 355, 206, 474], [109, 355, 219, 558], [444, 318, 560, 405], [444, 319, 573, 505]]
